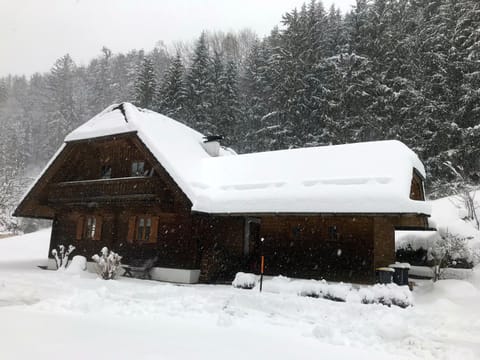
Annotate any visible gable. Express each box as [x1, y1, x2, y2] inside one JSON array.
[[14, 133, 191, 219], [410, 170, 425, 201], [51, 134, 155, 182]]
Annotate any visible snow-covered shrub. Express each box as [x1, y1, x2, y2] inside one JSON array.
[[358, 284, 413, 308], [299, 281, 352, 302], [91, 247, 122, 280], [429, 230, 472, 281], [298, 280, 328, 298], [260, 275, 413, 308], [64, 255, 87, 273], [232, 272, 258, 289], [51, 244, 76, 269]]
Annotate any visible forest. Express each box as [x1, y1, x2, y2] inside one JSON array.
[[1, 0, 479, 231]]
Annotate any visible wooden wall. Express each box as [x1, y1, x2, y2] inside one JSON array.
[[51, 136, 152, 182], [373, 214, 428, 269], [193, 213, 428, 284], [49, 211, 429, 284], [256, 215, 375, 283], [193, 215, 245, 282], [49, 206, 198, 269]]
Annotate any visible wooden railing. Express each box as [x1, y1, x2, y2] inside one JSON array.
[[48, 177, 164, 203]]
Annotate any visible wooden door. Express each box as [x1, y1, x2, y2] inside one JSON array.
[[244, 218, 261, 272]]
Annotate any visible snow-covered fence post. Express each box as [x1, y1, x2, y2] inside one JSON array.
[[91, 247, 122, 280], [51, 244, 76, 269]]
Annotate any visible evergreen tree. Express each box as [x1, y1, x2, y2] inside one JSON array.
[[88, 47, 114, 111], [45, 54, 78, 149], [216, 59, 241, 144], [185, 32, 215, 134], [156, 52, 187, 119], [0, 79, 7, 104], [241, 40, 273, 152], [134, 56, 157, 108]]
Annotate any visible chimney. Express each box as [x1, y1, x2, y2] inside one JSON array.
[[202, 135, 223, 157]]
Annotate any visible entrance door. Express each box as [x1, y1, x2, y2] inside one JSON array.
[[244, 218, 261, 272]]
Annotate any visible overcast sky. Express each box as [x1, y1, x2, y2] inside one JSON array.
[[0, 0, 356, 77]]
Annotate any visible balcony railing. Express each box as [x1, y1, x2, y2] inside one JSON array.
[[48, 176, 164, 204]]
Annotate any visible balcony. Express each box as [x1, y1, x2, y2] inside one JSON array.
[[48, 176, 166, 204]]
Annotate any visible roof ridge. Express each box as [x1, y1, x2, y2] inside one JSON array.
[[111, 103, 128, 123]]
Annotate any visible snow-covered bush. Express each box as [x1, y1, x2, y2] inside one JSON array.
[[258, 275, 413, 308], [51, 244, 76, 269], [232, 272, 258, 289], [301, 282, 413, 308], [91, 247, 122, 280], [358, 284, 413, 308], [299, 281, 352, 302], [429, 230, 472, 281], [397, 226, 478, 273]]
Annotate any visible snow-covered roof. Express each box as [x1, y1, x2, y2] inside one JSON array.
[[63, 103, 430, 215]]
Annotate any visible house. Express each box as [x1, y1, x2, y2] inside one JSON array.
[[14, 103, 431, 283]]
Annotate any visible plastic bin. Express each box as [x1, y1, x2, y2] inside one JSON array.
[[389, 263, 410, 286], [376, 267, 394, 284]]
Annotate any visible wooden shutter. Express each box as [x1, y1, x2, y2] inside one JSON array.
[[127, 216, 136, 243], [94, 216, 103, 241], [76, 216, 84, 241], [148, 217, 159, 243]]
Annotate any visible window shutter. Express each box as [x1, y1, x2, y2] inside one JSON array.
[[94, 216, 103, 241], [76, 216, 84, 241], [127, 216, 136, 243], [149, 217, 159, 243]]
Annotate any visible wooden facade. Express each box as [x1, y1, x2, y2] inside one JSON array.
[[15, 133, 430, 284]]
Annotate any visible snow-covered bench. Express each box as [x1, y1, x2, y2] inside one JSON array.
[[122, 257, 157, 279]]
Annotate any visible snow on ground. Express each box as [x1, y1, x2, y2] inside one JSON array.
[[1, 230, 480, 360]]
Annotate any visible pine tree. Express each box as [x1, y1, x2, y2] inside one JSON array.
[[45, 54, 78, 150], [134, 56, 157, 108], [156, 52, 187, 119], [0, 79, 7, 104], [240, 40, 273, 152], [185, 32, 215, 134], [346, 0, 369, 56], [216, 59, 241, 144], [88, 47, 114, 111]]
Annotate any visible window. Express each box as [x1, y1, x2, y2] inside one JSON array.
[[101, 165, 112, 179], [328, 226, 338, 241], [76, 215, 102, 241], [128, 216, 157, 244], [136, 217, 152, 241], [85, 216, 96, 240], [131, 161, 145, 176]]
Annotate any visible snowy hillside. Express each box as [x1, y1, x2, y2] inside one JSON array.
[[0, 228, 50, 265], [0, 230, 480, 359]]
